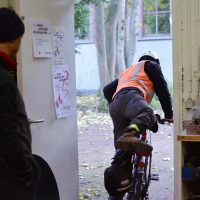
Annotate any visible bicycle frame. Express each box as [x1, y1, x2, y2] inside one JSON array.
[[125, 132, 152, 200], [125, 115, 170, 200]]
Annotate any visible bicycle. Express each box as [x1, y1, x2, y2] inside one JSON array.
[[124, 114, 173, 200]]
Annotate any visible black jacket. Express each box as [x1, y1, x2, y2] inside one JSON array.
[[103, 61, 173, 119], [0, 56, 40, 184]]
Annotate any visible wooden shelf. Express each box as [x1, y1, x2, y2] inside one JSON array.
[[177, 135, 200, 141]]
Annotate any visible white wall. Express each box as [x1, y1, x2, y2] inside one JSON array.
[[75, 40, 173, 94], [15, 1, 78, 200], [133, 39, 173, 83], [75, 42, 100, 94]]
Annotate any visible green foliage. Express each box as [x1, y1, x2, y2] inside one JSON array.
[[150, 81, 173, 110], [76, 0, 106, 5], [143, 0, 170, 35], [144, 0, 156, 12], [77, 80, 173, 113], [144, 14, 156, 34], [150, 95, 161, 110], [158, 13, 170, 34], [77, 95, 98, 112], [77, 95, 109, 113], [144, 0, 169, 12], [158, 0, 170, 11], [74, 0, 107, 40], [97, 98, 109, 113], [74, 3, 90, 39]]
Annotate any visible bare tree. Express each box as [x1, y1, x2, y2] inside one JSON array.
[[94, 4, 109, 96], [105, 1, 120, 81], [94, 0, 139, 96], [117, 0, 126, 74], [125, 0, 138, 67]]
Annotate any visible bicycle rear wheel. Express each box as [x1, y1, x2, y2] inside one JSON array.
[[126, 173, 143, 200], [125, 156, 151, 200], [142, 154, 152, 198]]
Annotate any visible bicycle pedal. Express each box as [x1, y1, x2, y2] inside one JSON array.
[[150, 173, 159, 181]]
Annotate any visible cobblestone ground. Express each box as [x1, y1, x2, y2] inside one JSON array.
[[78, 111, 174, 200]]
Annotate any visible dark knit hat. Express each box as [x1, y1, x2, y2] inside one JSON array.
[[0, 7, 25, 42]]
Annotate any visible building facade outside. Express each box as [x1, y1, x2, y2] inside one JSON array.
[[75, 0, 172, 94]]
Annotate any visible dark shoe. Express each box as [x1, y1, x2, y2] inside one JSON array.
[[104, 152, 132, 197], [116, 132, 153, 155]]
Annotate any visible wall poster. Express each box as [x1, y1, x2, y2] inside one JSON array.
[[32, 19, 53, 58], [52, 65, 71, 119], [52, 26, 65, 65]]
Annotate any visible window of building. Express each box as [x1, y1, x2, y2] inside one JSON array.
[[140, 0, 171, 39]]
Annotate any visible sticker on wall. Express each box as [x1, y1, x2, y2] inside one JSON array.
[[52, 65, 71, 119], [32, 19, 53, 58], [52, 27, 65, 65]]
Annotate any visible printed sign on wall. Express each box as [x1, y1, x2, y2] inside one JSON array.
[[32, 19, 53, 58], [52, 27, 65, 65]]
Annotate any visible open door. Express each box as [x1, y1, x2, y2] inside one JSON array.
[[14, 1, 79, 200]]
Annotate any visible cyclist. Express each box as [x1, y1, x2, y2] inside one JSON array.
[[103, 50, 173, 200]]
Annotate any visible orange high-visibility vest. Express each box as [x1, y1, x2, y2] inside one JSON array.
[[113, 61, 154, 104]]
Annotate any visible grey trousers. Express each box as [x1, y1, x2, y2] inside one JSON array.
[[108, 89, 156, 200], [109, 89, 156, 148]]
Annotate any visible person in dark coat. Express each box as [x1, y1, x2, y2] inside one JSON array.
[[0, 7, 40, 200]]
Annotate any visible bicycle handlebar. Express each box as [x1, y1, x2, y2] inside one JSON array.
[[155, 114, 173, 125]]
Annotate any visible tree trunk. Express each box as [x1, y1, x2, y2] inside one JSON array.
[[93, 0, 139, 97], [116, 0, 126, 74], [94, 3, 108, 97], [105, 0, 120, 82], [125, 0, 138, 67]]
